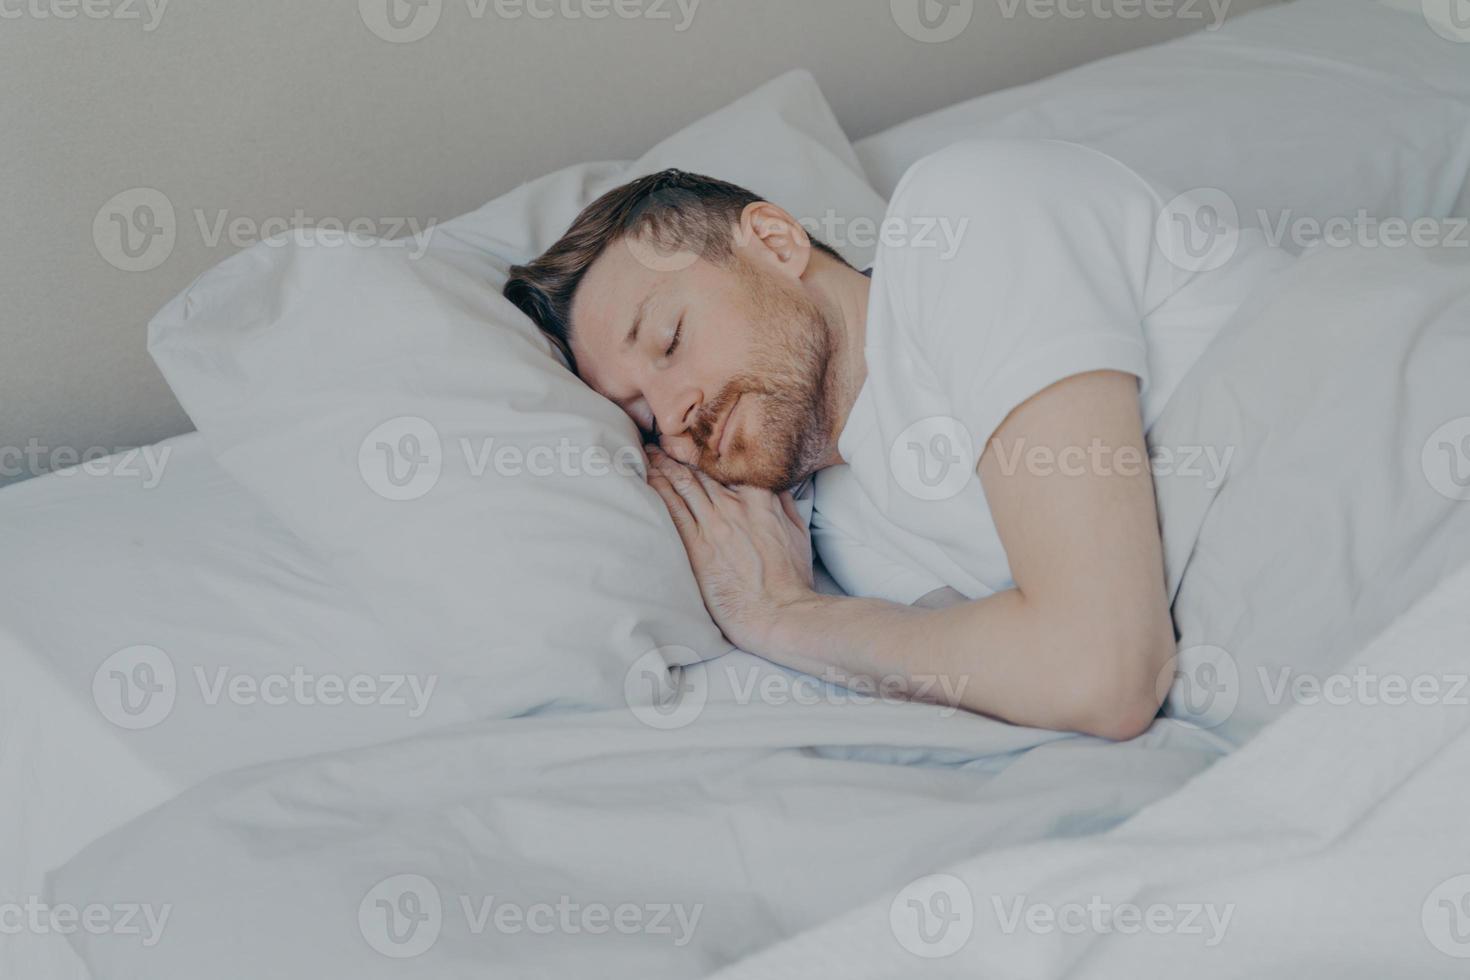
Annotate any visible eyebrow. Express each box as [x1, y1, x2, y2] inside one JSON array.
[[622, 293, 656, 350]]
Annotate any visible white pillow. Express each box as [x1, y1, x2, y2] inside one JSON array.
[[151, 237, 723, 718], [149, 71, 884, 719], [854, 0, 1470, 227], [432, 69, 887, 278]]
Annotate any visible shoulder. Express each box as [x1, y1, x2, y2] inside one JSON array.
[[872, 138, 1173, 312]]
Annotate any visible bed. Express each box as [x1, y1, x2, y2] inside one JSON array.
[[4, 1, 1469, 977]]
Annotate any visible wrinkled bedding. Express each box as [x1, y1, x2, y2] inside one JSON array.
[[49, 242, 1470, 977]]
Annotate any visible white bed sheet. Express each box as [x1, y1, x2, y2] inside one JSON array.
[[0, 435, 489, 978], [716, 559, 1470, 979], [6, 2, 1469, 975], [11, 0, 1462, 886]]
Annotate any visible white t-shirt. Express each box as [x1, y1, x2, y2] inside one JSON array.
[[812, 139, 1293, 605]]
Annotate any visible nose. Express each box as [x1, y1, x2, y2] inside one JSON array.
[[650, 381, 702, 464]]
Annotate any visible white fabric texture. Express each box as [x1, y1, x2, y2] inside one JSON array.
[[707, 241, 1470, 977], [50, 681, 1226, 979], [854, 0, 1470, 226], [814, 139, 1293, 604], [0, 72, 887, 977], [145, 70, 886, 723], [431, 68, 887, 275], [712, 559, 1470, 979], [150, 238, 729, 718], [51, 242, 1470, 980], [10, 6, 1470, 975], [0, 435, 444, 980]]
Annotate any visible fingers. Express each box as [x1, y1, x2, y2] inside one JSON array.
[[647, 446, 716, 519], [777, 490, 806, 530], [647, 467, 696, 541], [731, 484, 800, 528], [694, 468, 740, 504]]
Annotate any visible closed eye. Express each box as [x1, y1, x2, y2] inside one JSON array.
[[664, 318, 684, 359]]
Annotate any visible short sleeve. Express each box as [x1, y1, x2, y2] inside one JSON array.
[[810, 468, 948, 606], [875, 139, 1167, 447]]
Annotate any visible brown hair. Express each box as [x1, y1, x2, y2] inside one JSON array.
[[504, 169, 844, 373]]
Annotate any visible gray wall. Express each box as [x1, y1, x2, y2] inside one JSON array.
[[0, 0, 1279, 485]]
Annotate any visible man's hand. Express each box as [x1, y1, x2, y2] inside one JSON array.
[[646, 447, 815, 654], [646, 372, 1175, 742]]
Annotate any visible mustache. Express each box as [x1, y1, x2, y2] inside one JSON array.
[[691, 381, 758, 451]]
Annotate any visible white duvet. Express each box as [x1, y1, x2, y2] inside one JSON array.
[[48, 677, 1224, 979], [717, 560, 1470, 978], [49, 242, 1470, 977]]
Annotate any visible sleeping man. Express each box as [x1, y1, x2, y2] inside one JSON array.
[[505, 139, 1290, 740]]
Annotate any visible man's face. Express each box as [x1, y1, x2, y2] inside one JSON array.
[[569, 233, 835, 491]]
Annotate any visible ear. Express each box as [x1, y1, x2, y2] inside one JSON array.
[[734, 201, 813, 280]]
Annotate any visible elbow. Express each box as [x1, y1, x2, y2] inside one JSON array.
[[1073, 689, 1162, 742], [1061, 624, 1176, 742]]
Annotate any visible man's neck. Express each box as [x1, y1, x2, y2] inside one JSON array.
[[805, 254, 871, 471]]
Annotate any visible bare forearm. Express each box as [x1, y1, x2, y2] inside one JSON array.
[[762, 589, 1171, 737]]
